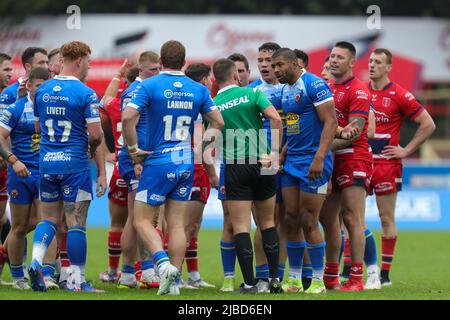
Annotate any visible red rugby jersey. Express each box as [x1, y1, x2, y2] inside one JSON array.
[[368, 81, 424, 164], [330, 76, 372, 162]]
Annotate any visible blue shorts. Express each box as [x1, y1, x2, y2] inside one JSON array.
[[39, 170, 93, 203], [7, 168, 39, 204], [218, 164, 226, 201], [135, 162, 194, 206], [282, 155, 333, 195], [117, 152, 138, 192]]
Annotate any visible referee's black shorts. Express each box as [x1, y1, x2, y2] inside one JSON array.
[[224, 161, 276, 201]]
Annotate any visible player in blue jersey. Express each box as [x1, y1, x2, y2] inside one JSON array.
[[29, 41, 106, 292], [122, 40, 224, 296], [0, 47, 48, 109], [271, 48, 338, 294], [0, 67, 51, 290], [116, 51, 161, 289], [244, 42, 288, 293]]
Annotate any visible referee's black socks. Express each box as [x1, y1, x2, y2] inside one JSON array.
[[234, 232, 255, 286], [261, 227, 280, 279]]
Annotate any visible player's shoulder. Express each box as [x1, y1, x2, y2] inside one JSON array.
[[247, 79, 263, 88], [302, 71, 329, 89]]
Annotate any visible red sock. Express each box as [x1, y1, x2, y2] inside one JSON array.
[[185, 237, 198, 273], [108, 231, 122, 271], [60, 231, 70, 268], [381, 236, 397, 271], [324, 262, 339, 283], [349, 261, 363, 283], [343, 238, 351, 265]]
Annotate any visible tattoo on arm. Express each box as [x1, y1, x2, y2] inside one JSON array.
[[64, 201, 91, 227]]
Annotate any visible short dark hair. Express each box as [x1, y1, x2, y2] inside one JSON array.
[[125, 65, 139, 84], [28, 67, 51, 82], [373, 48, 393, 64], [258, 42, 281, 53], [21, 47, 47, 66], [185, 63, 211, 83], [0, 52, 12, 64], [48, 48, 60, 60], [227, 53, 249, 71], [213, 59, 236, 84], [160, 40, 185, 70], [334, 41, 356, 57], [294, 49, 309, 67], [272, 48, 298, 62]]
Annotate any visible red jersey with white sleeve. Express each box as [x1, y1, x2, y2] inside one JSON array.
[[330, 76, 372, 162], [101, 97, 123, 156], [368, 81, 424, 164]]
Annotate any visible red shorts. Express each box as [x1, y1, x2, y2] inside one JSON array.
[[368, 162, 402, 196], [0, 168, 7, 202], [332, 159, 373, 193], [190, 165, 211, 204], [108, 163, 128, 206]]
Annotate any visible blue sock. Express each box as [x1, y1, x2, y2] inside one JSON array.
[[67, 226, 86, 266], [255, 264, 269, 281], [42, 263, 56, 278], [286, 240, 306, 279], [153, 250, 170, 270], [220, 241, 236, 277], [10, 264, 24, 280], [307, 242, 326, 279], [339, 229, 345, 263], [278, 263, 285, 281], [302, 263, 313, 279], [364, 228, 378, 266], [32, 220, 57, 264], [141, 259, 153, 271], [122, 264, 135, 274]]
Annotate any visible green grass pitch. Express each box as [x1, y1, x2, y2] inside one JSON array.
[[0, 229, 449, 300]]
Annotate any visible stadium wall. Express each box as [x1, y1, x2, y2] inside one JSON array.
[[85, 162, 450, 230]]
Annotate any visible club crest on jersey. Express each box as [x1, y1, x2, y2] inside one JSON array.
[[337, 92, 345, 102], [11, 189, 19, 198], [295, 93, 301, 103], [382, 97, 391, 107]]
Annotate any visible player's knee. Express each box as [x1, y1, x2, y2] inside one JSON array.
[[12, 223, 28, 237], [379, 212, 394, 229]]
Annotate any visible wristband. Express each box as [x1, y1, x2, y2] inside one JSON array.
[[7, 153, 18, 164], [129, 148, 140, 156], [127, 144, 138, 151]]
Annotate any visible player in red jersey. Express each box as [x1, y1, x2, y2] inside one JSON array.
[[98, 59, 134, 282], [319, 41, 372, 291], [368, 48, 435, 286]]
